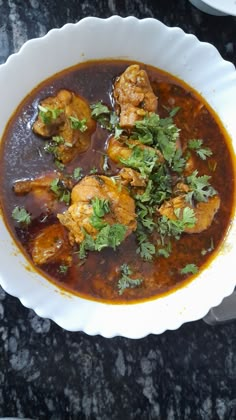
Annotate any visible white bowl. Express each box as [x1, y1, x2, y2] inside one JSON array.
[[0, 16, 236, 338]]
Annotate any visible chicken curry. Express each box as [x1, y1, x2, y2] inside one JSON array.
[[0, 60, 235, 302]]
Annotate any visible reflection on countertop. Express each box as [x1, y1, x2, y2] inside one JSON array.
[[0, 0, 236, 419]]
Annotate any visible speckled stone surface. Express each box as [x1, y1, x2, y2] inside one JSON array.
[[0, 1, 236, 419]]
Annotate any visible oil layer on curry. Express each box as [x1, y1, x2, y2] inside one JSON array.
[[0, 60, 234, 302]]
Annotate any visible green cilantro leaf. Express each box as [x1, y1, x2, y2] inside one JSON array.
[[180, 263, 199, 275], [38, 105, 63, 125], [95, 224, 127, 251], [131, 112, 180, 166], [89, 197, 110, 230], [50, 178, 71, 205], [186, 170, 217, 203], [90, 101, 110, 117], [90, 102, 123, 137], [120, 145, 157, 178], [73, 167, 83, 181], [69, 116, 87, 132], [12, 206, 31, 225], [136, 241, 156, 261], [188, 139, 213, 160], [158, 207, 196, 241], [58, 264, 69, 274], [89, 167, 98, 174], [91, 197, 110, 218], [117, 264, 143, 295]]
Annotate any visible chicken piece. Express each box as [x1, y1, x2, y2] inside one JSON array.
[[158, 195, 220, 234], [13, 173, 73, 213], [33, 89, 70, 137], [107, 137, 163, 165], [114, 64, 158, 129], [119, 167, 146, 187], [33, 89, 96, 163], [57, 175, 137, 245], [13, 173, 72, 194], [173, 182, 190, 195], [185, 196, 220, 234], [30, 223, 72, 266]]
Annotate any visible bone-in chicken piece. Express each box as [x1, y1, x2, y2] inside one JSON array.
[[158, 195, 220, 234], [114, 64, 158, 129], [13, 173, 73, 213], [30, 223, 72, 266], [57, 175, 137, 245], [13, 173, 72, 194], [107, 137, 163, 166], [33, 89, 96, 163]]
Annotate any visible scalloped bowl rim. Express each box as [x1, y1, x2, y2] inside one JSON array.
[[0, 16, 236, 338]]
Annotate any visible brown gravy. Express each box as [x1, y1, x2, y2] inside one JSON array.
[[0, 60, 235, 303]]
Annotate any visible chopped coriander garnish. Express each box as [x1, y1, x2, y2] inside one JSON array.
[[188, 139, 213, 160], [69, 116, 87, 132], [95, 224, 127, 251], [90, 101, 110, 118], [136, 225, 156, 261], [73, 167, 83, 181], [186, 170, 217, 204], [117, 264, 143, 295], [180, 263, 198, 275], [78, 230, 96, 259], [89, 167, 98, 174], [38, 105, 63, 125], [90, 101, 123, 137], [136, 241, 156, 261], [44, 136, 65, 162], [12, 206, 31, 225], [157, 240, 172, 258], [120, 145, 157, 178], [158, 207, 196, 241], [54, 160, 65, 171], [89, 197, 110, 230], [58, 264, 69, 274], [91, 197, 110, 218], [78, 223, 127, 259], [131, 111, 180, 166], [50, 178, 71, 205]]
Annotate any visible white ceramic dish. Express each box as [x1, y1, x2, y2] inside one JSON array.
[[0, 16, 236, 338]]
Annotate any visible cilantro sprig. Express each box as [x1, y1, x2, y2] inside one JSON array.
[[90, 101, 123, 138], [117, 264, 143, 295], [188, 139, 212, 160], [38, 105, 63, 125], [185, 170, 217, 204], [120, 145, 157, 179], [69, 116, 87, 132], [180, 263, 198, 275], [131, 112, 180, 166], [50, 178, 71, 205], [157, 207, 196, 241], [89, 197, 110, 230], [12, 206, 31, 225], [79, 224, 127, 259]]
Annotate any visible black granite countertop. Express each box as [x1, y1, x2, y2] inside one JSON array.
[[0, 1, 236, 419]]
